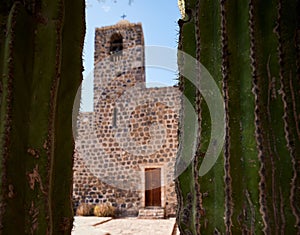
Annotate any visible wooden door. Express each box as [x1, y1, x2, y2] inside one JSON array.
[[145, 168, 161, 207]]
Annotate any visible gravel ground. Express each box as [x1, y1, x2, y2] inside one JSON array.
[[72, 216, 179, 235]]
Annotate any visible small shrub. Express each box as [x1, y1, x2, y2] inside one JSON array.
[[94, 203, 115, 217], [76, 203, 94, 216]]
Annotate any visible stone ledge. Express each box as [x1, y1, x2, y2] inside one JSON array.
[[138, 208, 165, 219]]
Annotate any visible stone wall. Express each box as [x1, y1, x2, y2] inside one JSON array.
[[73, 86, 180, 216]]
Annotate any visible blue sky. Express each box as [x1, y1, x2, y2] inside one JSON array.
[[81, 0, 181, 111]]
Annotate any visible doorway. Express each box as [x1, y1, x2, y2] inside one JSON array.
[[145, 168, 161, 207]]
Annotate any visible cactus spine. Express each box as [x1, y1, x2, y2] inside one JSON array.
[[176, 0, 300, 234], [0, 1, 85, 234]]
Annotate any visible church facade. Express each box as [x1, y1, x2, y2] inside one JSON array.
[[73, 20, 180, 217]]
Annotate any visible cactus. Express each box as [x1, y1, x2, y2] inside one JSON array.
[[176, 0, 300, 234], [0, 1, 85, 234]]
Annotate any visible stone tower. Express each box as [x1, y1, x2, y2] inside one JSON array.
[[93, 20, 145, 113]]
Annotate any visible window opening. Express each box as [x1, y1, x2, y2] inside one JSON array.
[[110, 33, 123, 55]]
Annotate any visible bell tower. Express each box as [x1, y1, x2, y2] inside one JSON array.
[[93, 20, 145, 112]]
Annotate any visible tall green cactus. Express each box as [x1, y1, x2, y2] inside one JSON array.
[[176, 0, 300, 234], [0, 1, 85, 234]]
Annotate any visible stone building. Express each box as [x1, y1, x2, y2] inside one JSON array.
[[73, 20, 181, 218]]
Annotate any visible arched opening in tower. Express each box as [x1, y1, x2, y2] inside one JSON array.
[[110, 33, 123, 55]]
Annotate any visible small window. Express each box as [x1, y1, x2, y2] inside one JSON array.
[[113, 107, 117, 128], [110, 33, 123, 55]]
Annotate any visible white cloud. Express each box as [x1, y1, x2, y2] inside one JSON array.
[[85, 0, 92, 8], [102, 5, 111, 12]]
